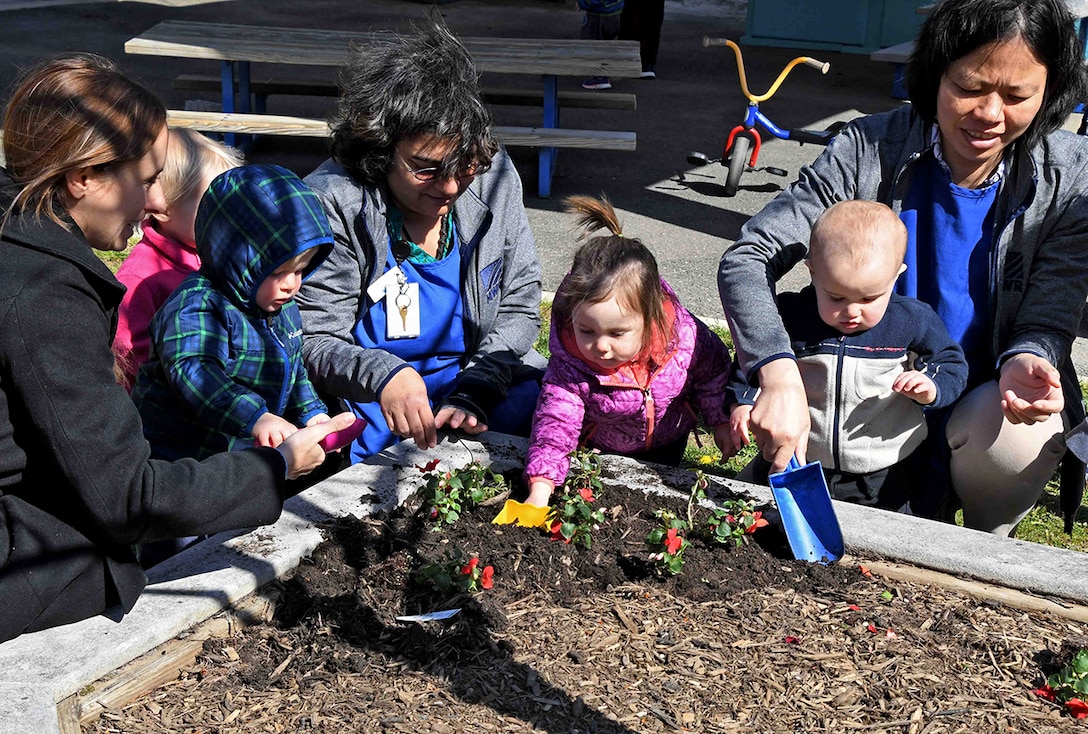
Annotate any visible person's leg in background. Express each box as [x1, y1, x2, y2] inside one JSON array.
[[946, 380, 1066, 536], [581, 10, 622, 89], [620, 0, 665, 78]]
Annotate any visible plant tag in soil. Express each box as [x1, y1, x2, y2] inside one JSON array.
[[395, 609, 461, 623]]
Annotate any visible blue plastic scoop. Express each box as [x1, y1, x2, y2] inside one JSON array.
[[768, 455, 844, 564]]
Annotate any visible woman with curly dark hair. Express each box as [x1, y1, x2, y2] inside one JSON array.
[[298, 21, 545, 462]]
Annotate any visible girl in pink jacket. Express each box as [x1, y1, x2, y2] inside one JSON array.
[[524, 196, 734, 505], [114, 129, 243, 390]]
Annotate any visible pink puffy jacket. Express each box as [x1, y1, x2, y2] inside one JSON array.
[[525, 280, 731, 486], [114, 224, 201, 390]]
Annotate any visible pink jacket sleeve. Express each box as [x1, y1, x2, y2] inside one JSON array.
[[524, 373, 587, 487]]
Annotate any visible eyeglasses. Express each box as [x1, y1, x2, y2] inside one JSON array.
[[398, 155, 490, 182]]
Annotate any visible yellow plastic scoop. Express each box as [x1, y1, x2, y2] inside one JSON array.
[[492, 499, 550, 528]]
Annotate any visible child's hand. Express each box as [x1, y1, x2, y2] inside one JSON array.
[[729, 404, 754, 452], [435, 405, 488, 435], [892, 370, 938, 405], [306, 413, 331, 427], [252, 412, 299, 448], [525, 479, 554, 508], [712, 422, 739, 460]]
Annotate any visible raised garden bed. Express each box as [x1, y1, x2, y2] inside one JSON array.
[[79, 445, 1088, 733]]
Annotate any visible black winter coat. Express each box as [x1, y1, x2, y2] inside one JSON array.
[[0, 171, 288, 643]]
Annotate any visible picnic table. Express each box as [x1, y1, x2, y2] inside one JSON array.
[[125, 20, 643, 197]]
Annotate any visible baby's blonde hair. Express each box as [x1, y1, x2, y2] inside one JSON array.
[[160, 129, 244, 208], [809, 200, 907, 275]]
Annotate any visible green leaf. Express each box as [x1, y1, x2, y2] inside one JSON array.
[[880, 590, 894, 602]]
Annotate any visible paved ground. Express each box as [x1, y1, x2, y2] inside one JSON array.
[[2, 0, 1087, 374]]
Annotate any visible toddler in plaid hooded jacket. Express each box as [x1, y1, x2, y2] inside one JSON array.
[[133, 165, 334, 460]]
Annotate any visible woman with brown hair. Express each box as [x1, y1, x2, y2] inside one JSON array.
[[0, 53, 354, 643]]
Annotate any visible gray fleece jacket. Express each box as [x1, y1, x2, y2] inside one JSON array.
[[297, 148, 546, 422], [719, 104, 1088, 385]]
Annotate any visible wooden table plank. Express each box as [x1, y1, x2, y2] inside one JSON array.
[[126, 20, 643, 78], [164, 110, 638, 151]]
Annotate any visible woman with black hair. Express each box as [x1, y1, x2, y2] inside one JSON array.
[[297, 21, 545, 462], [718, 0, 1088, 536]]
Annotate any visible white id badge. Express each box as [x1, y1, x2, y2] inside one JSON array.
[[385, 282, 420, 339], [367, 266, 405, 305]]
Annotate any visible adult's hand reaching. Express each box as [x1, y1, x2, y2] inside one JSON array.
[[278, 412, 358, 479], [751, 358, 810, 473], [379, 367, 437, 449], [999, 353, 1064, 424]]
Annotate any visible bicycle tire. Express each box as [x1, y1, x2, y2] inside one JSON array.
[[724, 135, 751, 197]]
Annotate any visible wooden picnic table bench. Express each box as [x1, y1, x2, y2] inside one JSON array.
[[125, 20, 643, 197]]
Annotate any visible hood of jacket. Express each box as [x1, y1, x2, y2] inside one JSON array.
[[195, 164, 333, 314]]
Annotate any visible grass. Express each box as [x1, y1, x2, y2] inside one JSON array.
[[536, 300, 1087, 552]]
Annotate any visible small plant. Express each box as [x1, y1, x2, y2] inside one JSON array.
[[418, 460, 506, 529], [686, 468, 768, 547], [1034, 648, 1088, 718], [646, 508, 688, 575], [566, 447, 604, 497], [707, 499, 770, 547], [416, 548, 495, 594], [547, 449, 606, 548]]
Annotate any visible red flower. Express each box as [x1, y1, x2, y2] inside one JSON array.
[[549, 521, 571, 544], [1032, 686, 1056, 702], [745, 511, 770, 534], [460, 557, 479, 576], [578, 487, 595, 502], [784, 636, 800, 644], [665, 528, 683, 555], [1066, 698, 1088, 718], [416, 459, 440, 472], [866, 623, 879, 634], [848, 604, 861, 611], [480, 566, 494, 589]]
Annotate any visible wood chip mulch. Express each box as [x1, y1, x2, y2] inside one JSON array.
[[84, 471, 1088, 734]]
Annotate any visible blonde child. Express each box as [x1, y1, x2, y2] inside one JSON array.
[[114, 129, 243, 390], [523, 195, 733, 506], [729, 200, 968, 510], [132, 165, 333, 461]]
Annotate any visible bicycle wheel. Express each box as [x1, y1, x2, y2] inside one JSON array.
[[724, 135, 751, 197]]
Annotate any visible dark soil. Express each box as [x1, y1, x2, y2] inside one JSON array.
[[85, 465, 1088, 733]]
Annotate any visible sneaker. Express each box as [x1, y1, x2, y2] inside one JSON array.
[[582, 76, 612, 90], [639, 67, 656, 79]]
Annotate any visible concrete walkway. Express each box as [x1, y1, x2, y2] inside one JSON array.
[[2, 432, 1088, 733]]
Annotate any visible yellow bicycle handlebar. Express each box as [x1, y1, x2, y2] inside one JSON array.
[[703, 37, 830, 104]]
